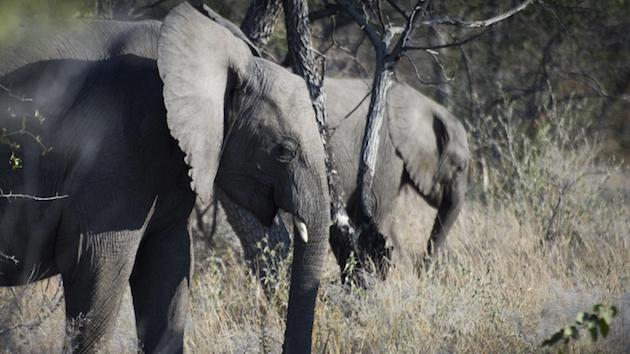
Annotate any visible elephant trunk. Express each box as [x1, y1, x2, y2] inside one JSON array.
[[426, 178, 465, 259], [283, 196, 330, 353]]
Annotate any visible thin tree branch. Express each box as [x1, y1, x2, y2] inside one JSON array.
[[384, 0, 409, 18], [405, 28, 488, 50], [0, 189, 68, 201], [336, 0, 384, 49], [0, 84, 33, 102], [418, 0, 535, 28]]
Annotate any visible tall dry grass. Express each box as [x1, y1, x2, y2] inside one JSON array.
[[1, 100, 629, 353]]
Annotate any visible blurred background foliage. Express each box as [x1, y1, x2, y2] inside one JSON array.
[[1, 0, 628, 164]]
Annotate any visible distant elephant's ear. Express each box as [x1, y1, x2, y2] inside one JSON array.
[[387, 86, 449, 195], [158, 2, 252, 203]]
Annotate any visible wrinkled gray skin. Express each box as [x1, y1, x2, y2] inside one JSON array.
[[0, 3, 329, 354], [325, 78, 469, 275]]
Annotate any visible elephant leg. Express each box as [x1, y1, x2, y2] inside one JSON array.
[[129, 221, 191, 354], [59, 230, 143, 353]]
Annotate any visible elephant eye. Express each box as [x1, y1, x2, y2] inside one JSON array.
[[273, 138, 299, 163]]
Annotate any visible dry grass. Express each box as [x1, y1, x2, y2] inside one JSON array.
[[184, 180, 629, 354], [1, 109, 629, 353]]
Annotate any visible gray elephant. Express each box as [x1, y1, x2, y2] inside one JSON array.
[[219, 76, 469, 281], [324, 78, 469, 277], [0, 3, 329, 354]]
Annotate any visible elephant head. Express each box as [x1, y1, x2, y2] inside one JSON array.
[[158, 4, 330, 351], [387, 84, 469, 258]]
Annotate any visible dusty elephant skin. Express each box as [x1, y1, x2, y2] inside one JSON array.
[[0, 3, 330, 354], [324, 78, 470, 276]]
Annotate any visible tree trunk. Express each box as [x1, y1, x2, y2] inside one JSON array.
[[240, 0, 283, 47], [359, 63, 393, 219], [215, 189, 291, 282]]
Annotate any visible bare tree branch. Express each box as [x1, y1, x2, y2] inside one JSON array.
[[0, 190, 68, 201], [405, 29, 489, 50], [418, 0, 535, 28], [0, 84, 33, 102]]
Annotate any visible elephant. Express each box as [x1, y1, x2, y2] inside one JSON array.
[[0, 3, 330, 354], [324, 77, 470, 277], [218, 76, 469, 282]]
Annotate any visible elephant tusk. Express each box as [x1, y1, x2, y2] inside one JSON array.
[[293, 215, 309, 244]]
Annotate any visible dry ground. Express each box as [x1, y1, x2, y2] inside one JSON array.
[[1, 167, 629, 353]]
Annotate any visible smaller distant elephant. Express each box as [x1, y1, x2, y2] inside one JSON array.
[[324, 78, 470, 277]]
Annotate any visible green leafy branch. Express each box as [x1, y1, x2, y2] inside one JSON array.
[[1, 84, 52, 170], [1, 84, 66, 201], [542, 303, 618, 350]]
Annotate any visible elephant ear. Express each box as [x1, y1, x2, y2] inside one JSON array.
[[158, 2, 252, 203], [387, 84, 449, 195], [199, 4, 262, 57]]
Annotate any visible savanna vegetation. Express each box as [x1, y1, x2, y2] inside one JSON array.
[[1, 0, 628, 353]]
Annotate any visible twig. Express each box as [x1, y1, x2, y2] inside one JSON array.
[[0, 189, 68, 201], [0, 252, 18, 265], [0, 84, 33, 102], [384, 0, 409, 18], [418, 0, 535, 28], [405, 28, 488, 50]]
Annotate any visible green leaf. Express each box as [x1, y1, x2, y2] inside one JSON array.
[[598, 319, 610, 338], [589, 326, 598, 342], [576, 312, 585, 324], [563, 326, 574, 338], [9, 153, 22, 170], [600, 305, 618, 325]]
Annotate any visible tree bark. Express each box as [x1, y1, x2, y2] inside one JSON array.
[[240, 0, 283, 47], [215, 189, 291, 281]]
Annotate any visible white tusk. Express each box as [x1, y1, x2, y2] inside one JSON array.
[[293, 215, 309, 244]]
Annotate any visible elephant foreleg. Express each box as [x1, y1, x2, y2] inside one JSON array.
[[129, 221, 191, 354], [58, 231, 143, 353]]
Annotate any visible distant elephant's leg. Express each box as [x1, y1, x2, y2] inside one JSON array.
[[424, 177, 465, 266], [58, 231, 143, 353], [130, 221, 191, 354]]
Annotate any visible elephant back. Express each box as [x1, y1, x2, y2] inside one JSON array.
[[0, 18, 161, 77], [324, 77, 372, 130]]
